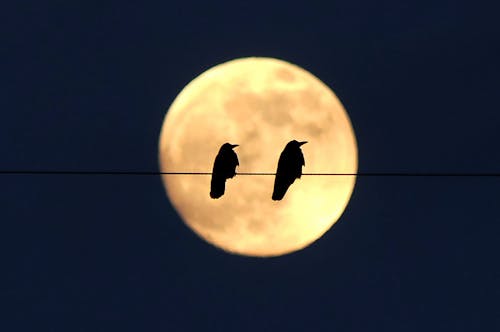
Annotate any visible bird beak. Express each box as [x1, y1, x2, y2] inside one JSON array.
[[230, 144, 239, 148], [299, 141, 308, 146]]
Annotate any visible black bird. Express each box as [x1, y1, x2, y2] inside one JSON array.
[[272, 140, 307, 201], [210, 143, 239, 199]]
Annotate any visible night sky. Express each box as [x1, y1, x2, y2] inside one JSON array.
[[3, 1, 500, 331]]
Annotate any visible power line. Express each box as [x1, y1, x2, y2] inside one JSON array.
[[1, 170, 500, 177]]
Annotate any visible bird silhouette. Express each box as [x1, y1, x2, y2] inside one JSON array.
[[210, 143, 239, 199], [272, 140, 307, 200]]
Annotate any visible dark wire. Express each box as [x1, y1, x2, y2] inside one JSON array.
[[1, 171, 500, 177]]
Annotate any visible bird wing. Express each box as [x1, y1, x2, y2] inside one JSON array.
[[273, 154, 297, 199], [272, 168, 292, 200], [212, 153, 223, 174], [211, 153, 226, 198]]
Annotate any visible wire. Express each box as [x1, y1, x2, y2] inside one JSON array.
[[1, 170, 500, 177]]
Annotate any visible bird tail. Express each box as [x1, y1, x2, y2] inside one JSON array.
[[210, 176, 226, 199], [272, 181, 289, 201]]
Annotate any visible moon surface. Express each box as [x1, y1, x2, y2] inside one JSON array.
[[159, 57, 357, 257]]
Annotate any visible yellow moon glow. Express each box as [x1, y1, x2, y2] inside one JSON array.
[[159, 57, 357, 257]]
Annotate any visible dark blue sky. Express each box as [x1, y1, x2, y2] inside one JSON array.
[[3, 1, 499, 331]]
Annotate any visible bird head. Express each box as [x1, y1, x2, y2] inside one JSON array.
[[289, 140, 307, 147], [222, 142, 239, 150]]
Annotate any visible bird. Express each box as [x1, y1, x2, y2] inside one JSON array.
[[272, 140, 307, 201], [210, 143, 239, 199]]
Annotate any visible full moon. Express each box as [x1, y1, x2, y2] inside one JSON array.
[[159, 57, 357, 257]]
